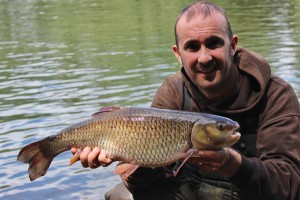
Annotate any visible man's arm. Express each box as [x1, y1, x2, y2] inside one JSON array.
[[230, 77, 300, 200]]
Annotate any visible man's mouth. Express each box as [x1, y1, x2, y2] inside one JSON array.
[[196, 65, 217, 74]]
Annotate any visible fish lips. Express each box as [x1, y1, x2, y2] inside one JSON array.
[[228, 125, 241, 143]]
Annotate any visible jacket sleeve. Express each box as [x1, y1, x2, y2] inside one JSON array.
[[230, 76, 300, 200]]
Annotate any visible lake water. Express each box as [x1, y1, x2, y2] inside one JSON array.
[[0, 0, 299, 199]]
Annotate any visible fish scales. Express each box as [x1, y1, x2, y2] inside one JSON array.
[[90, 109, 194, 165], [17, 106, 241, 181]]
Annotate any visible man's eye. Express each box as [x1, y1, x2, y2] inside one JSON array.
[[206, 38, 224, 49], [184, 41, 200, 52]]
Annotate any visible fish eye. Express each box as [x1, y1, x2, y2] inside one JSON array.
[[216, 122, 225, 131]]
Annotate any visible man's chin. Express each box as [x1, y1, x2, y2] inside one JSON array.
[[196, 69, 217, 83], [195, 79, 223, 93]]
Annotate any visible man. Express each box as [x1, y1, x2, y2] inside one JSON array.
[[72, 1, 300, 199]]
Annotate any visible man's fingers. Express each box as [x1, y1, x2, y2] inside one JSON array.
[[194, 148, 241, 178], [194, 148, 230, 170], [71, 147, 78, 155], [98, 149, 112, 167], [197, 149, 227, 161], [80, 147, 91, 168], [88, 147, 101, 168], [72, 147, 113, 168]]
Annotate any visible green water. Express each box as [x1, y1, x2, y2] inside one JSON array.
[[0, 0, 299, 199]]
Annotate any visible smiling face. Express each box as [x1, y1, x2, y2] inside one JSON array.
[[173, 10, 238, 101]]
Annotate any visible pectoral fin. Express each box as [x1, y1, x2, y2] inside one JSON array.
[[173, 149, 195, 177], [114, 162, 139, 180]]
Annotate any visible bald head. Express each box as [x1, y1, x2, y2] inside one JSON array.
[[174, 1, 233, 47]]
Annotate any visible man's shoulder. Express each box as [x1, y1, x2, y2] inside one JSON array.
[[267, 75, 299, 101], [164, 71, 183, 82], [236, 46, 271, 93], [269, 75, 292, 86], [160, 71, 186, 89], [264, 75, 300, 114], [152, 71, 185, 109]]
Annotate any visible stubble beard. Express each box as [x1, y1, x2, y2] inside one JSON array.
[[188, 47, 234, 94], [183, 59, 222, 93]]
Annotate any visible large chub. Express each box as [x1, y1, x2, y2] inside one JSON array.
[[17, 107, 240, 181]]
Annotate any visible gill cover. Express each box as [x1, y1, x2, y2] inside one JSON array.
[[191, 118, 230, 150]]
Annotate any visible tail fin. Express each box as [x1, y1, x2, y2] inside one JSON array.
[[17, 140, 54, 181]]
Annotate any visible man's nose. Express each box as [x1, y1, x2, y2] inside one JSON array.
[[197, 47, 212, 65]]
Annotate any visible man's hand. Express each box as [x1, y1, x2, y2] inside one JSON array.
[[71, 147, 113, 168], [71, 147, 138, 180], [190, 147, 242, 179]]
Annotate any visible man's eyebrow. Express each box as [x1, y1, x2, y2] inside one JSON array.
[[205, 35, 225, 44]]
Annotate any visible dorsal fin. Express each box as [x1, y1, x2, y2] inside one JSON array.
[[92, 106, 123, 117]]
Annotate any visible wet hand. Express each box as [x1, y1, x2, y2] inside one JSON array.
[[191, 147, 242, 179], [71, 147, 113, 169]]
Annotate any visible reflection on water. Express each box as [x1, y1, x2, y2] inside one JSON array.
[[0, 0, 299, 199]]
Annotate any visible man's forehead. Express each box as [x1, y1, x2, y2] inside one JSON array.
[[178, 10, 226, 27], [176, 12, 228, 36]]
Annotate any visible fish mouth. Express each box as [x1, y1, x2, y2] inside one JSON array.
[[228, 125, 241, 140], [230, 131, 241, 138]]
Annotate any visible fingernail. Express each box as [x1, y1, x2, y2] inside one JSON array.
[[198, 150, 204, 155], [83, 148, 90, 154]]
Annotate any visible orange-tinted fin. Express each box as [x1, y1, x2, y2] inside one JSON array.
[[92, 106, 123, 117], [173, 149, 195, 177], [17, 140, 54, 181], [69, 149, 82, 166], [114, 162, 139, 181]]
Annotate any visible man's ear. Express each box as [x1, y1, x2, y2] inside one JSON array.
[[172, 45, 182, 65], [231, 35, 238, 56]]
